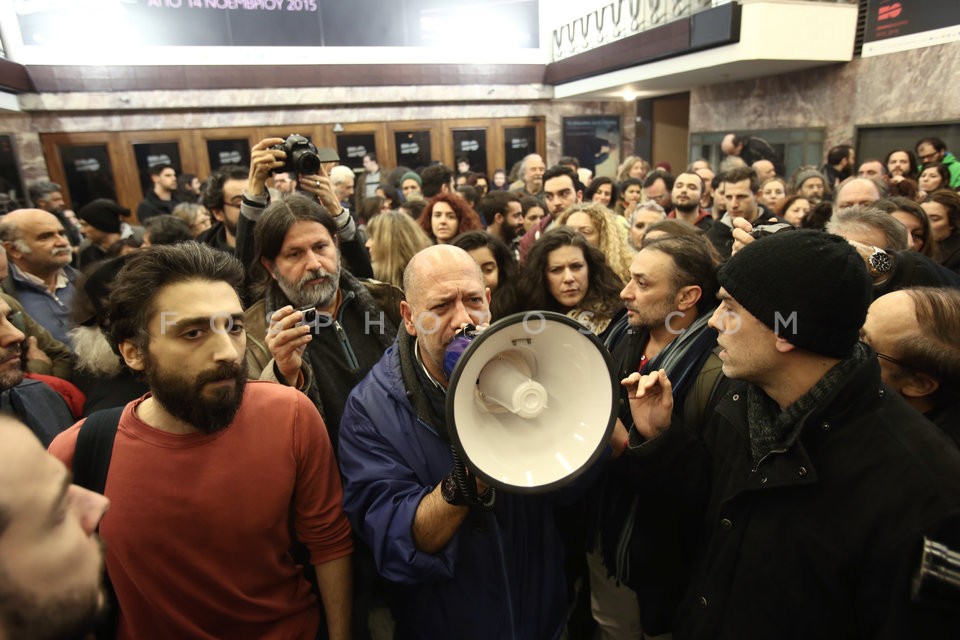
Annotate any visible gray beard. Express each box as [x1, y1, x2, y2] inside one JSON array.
[[272, 255, 341, 309]]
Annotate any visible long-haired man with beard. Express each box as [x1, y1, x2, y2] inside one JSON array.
[[49, 243, 353, 640]]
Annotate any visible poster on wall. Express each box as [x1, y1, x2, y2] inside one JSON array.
[[862, 0, 960, 57], [562, 116, 620, 179], [336, 134, 376, 173], [206, 139, 251, 172], [59, 145, 118, 209], [503, 127, 537, 177], [394, 131, 432, 171], [451, 129, 487, 176], [133, 142, 182, 196], [0, 136, 26, 214]]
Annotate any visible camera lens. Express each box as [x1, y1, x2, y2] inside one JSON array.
[[294, 149, 321, 176]]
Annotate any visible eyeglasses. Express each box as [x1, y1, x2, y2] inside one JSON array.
[[223, 201, 242, 210], [876, 351, 910, 369]]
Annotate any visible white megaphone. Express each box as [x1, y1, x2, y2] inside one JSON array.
[[444, 311, 617, 494]]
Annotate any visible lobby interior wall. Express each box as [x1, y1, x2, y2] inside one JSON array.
[[689, 41, 960, 155], [1, 92, 634, 190]]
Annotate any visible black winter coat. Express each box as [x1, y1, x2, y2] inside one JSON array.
[[620, 354, 960, 639]]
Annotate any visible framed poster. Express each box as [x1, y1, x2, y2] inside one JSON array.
[[0, 135, 26, 214], [562, 116, 620, 178], [394, 131, 432, 171], [133, 141, 181, 195], [452, 129, 487, 175], [336, 133, 376, 172], [206, 138, 251, 172], [503, 126, 537, 176], [59, 144, 117, 209]]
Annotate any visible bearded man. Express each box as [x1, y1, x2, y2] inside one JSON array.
[[49, 243, 354, 640], [244, 194, 402, 452]]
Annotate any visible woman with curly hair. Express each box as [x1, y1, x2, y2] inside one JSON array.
[[416, 192, 484, 244], [517, 227, 624, 339], [555, 203, 633, 283], [365, 211, 432, 289]]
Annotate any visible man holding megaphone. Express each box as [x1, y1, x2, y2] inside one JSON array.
[[338, 244, 626, 640]]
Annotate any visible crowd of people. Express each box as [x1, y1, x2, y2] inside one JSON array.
[[1, 133, 959, 640]]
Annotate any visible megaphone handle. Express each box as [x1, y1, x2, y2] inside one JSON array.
[[451, 448, 496, 511]]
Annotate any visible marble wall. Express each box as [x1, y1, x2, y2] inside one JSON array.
[[689, 41, 960, 152]]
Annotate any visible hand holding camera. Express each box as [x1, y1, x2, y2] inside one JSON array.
[[248, 137, 288, 197], [265, 305, 313, 387]]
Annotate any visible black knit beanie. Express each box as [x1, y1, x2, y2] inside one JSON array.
[[77, 199, 126, 234], [717, 230, 872, 358]]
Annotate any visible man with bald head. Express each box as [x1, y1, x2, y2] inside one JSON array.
[[861, 287, 960, 448], [338, 244, 579, 639], [0, 416, 110, 640], [752, 159, 776, 183], [835, 176, 884, 210], [0, 208, 77, 346]]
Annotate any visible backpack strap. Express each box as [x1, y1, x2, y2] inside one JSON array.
[[71, 406, 124, 640], [73, 407, 124, 493]]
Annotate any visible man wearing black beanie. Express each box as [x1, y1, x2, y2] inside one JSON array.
[[614, 230, 960, 638], [77, 199, 125, 268]]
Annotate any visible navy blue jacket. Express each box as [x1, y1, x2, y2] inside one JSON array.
[[338, 338, 570, 640]]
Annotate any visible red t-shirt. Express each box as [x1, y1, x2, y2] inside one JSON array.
[[49, 381, 353, 640]]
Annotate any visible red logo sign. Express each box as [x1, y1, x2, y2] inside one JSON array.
[[878, 2, 902, 21]]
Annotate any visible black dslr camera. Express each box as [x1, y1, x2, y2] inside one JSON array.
[[269, 134, 324, 176]]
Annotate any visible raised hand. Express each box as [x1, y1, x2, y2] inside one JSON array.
[[621, 369, 674, 441]]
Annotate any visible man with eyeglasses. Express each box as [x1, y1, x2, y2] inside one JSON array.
[[199, 164, 249, 254], [861, 287, 960, 449], [915, 137, 960, 189], [641, 169, 675, 215]]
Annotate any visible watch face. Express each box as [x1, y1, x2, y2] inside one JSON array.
[[871, 250, 893, 273]]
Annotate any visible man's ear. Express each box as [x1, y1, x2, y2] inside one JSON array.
[[576, 190, 584, 203], [211, 207, 226, 224], [493, 213, 505, 226], [260, 257, 277, 280], [675, 285, 701, 312], [901, 372, 940, 400], [400, 300, 417, 337], [774, 335, 796, 353], [118, 340, 145, 372], [2, 240, 22, 261]]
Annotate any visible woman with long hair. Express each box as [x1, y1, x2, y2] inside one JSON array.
[[586, 176, 619, 208], [416, 192, 484, 244], [776, 195, 811, 227], [919, 162, 951, 197], [555, 203, 633, 283], [365, 211, 432, 289], [873, 197, 937, 259], [922, 189, 960, 272], [517, 227, 624, 339], [616, 156, 650, 183], [451, 231, 519, 319]]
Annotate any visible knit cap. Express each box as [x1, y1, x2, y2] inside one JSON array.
[[795, 168, 825, 190], [717, 230, 871, 358], [77, 199, 126, 234], [400, 171, 422, 187]]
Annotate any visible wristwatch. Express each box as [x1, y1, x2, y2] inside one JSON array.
[[440, 473, 467, 506], [867, 246, 893, 278]]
